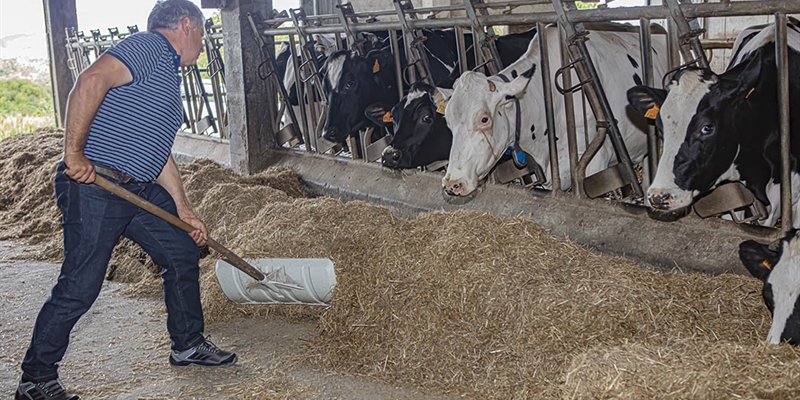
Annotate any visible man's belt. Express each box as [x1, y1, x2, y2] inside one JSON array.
[[95, 166, 139, 184]]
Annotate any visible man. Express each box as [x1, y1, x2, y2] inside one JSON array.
[[16, 2, 235, 399]]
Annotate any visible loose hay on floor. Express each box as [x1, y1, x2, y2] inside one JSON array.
[[3, 130, 800, 399]]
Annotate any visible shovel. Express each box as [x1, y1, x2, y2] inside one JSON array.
[[93, 175, 336, 306]]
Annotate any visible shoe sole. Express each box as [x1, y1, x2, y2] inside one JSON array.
[[169, 354, 237, 368]]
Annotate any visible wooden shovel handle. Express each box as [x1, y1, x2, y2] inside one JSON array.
[[93, 175, 266, 282]]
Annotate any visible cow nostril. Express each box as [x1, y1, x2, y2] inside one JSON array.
[[648, 192, 672, 209]]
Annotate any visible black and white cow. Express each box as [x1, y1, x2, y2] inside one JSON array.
[[442, 24, 668, 196], [356, 29, 538, 166], [321, 28, 538, 143], [364, 82, 453, 169], [740, 231, 800, 345], [627, 22, 800, 227]]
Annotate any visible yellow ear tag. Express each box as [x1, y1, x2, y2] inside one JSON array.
[[373, 59, 381, 73], [644, 104, 660, 120], [762, 260, 772, 270], [382, 111, 393, 123], [746, 87, 755, 99], [436, 101, 446, 115]]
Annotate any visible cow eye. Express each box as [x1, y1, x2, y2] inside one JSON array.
[[480, 117, 489, 124], [345, 80, 356, 90], [421, 114, 432, 124], [700, 124, 714, 135]]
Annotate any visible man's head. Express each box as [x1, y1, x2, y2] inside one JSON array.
[[148, 0, 205, 66]]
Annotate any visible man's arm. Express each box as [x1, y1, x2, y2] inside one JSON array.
[[156, 154, 208, 246], [63, 53, 133, 183]]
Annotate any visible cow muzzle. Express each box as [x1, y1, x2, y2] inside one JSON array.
[[442, 178, 468, 197], [321, 127, 342, 142], [648, 191, 674, 210], [381, 146, 402, 169], [647, 188, 693, 211]]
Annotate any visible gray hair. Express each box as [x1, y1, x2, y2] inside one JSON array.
[[147, 0, 204, 32]]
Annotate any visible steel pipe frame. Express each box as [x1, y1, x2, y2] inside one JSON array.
[[260, 1, 800, 36], [776, 13, 792, 235]]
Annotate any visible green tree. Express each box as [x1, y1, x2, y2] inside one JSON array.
[[0, 79, 53, 117]]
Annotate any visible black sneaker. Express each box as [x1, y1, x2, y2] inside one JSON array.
[[169, 336, 237, 367], [15, 380, 79, 400]]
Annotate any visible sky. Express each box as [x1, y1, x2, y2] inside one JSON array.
[[0, 0, 299, 60]]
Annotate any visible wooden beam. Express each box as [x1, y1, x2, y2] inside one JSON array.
[[221, 0, 277, 175], [42, 0, 76, 128]]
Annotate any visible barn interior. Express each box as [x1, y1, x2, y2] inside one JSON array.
[[3, 0, 800, 398]]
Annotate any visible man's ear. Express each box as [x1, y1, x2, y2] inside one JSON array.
[[739, 239, 781, 281], [365, 103, 392, 127], [627, 86, 667, 120]]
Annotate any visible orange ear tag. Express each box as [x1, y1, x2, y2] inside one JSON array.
[[762, 260, 772, 270], [382, 111, 393, 123], [373, 59, 381, 73], [746, 87, 755, 99], [644, 104, 660, 120], [436, 101, 446, 115]]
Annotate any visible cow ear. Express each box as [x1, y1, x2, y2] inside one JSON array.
[[739, 239, 780, 281], [432, 88, 453, 105], [627, 86, 667, 120], [365, 47, 393, 75], [497, 74, 532, 99], [365, 103, 392, 127]]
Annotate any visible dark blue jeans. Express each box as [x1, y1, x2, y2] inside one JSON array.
[[20, 162, 205, 383]]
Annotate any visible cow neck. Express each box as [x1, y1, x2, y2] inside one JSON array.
[[495, 73, 526, 168]]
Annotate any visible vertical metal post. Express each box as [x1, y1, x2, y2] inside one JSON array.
[[667, 18, 681, 69], [559, 25, 580, 196], [288, 34, 313, 150], [389, 30, 404, 100], [551, 0, 643, 198], [455, 26, 469, 75], [639, 18, 658, 185], [538, 23, 560, 194], [463, 0, 502, 74], [776, 13, 792, 233], [663, 0, 709, 68]]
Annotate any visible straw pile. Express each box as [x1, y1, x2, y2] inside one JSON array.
[[3, 130, 800, 399]]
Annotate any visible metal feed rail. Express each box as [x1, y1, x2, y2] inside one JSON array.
[[259, 1, 800, 35]]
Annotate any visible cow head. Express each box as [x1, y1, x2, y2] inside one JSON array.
[[739, 231, 800, 345], [321, 47, 397, 143], [442, 71, 531, 196], [365, 82, 453, 169], [627, 53, 766, 211]]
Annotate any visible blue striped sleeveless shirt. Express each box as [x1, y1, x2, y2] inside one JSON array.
[[83, 32, 184, 182]]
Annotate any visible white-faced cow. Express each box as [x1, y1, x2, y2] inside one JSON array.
[[442, 24, 668, 196], [364, 82, 453, 169], [740, 231, 800, 345], [321, 28, 538, 143], [627, 22, 800, 227]]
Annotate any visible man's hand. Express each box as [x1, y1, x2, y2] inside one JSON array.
[[63, 153, 96, 183], [179, 211, 208, 247]]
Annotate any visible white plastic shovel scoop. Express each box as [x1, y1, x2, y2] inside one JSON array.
[[94, 175, 337, 306]]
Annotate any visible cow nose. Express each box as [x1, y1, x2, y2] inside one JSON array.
[[322, 127, 338, 142], [648, 191, 673, 210], [442, 179, 465, 196], [381, 147, 401, 168]]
